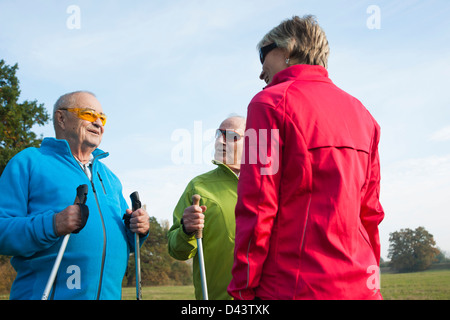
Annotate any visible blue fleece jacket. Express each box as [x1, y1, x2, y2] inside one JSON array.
[[0, 138, 141, 300]]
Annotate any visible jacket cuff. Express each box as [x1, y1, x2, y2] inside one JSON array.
[[178, 228, 195, 242], [138, 230, 149, 243], [35, 211, 60, 246], [180, 218, 195, 238]]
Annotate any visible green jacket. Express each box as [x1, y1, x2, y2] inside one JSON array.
[[168, 160, 237, 300]]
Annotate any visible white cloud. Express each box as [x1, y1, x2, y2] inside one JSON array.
[[430, 126, 450, 142]]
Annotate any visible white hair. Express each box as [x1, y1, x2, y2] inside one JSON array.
[[52, 90, 96, 129]]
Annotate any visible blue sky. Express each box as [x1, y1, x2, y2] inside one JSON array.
[[1, 0, 449, 260]]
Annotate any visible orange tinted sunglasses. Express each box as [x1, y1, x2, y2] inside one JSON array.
[[215, 129, 243, 142], [60, 108, 107, 126]]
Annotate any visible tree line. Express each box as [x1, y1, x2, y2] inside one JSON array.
[[387, 226, 448, 273]]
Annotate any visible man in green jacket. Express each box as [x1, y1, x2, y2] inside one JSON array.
[[168, 116, 246, 300]]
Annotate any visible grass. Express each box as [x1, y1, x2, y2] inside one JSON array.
[[381, 269, 450, 300], [121, 285, 195, 300]]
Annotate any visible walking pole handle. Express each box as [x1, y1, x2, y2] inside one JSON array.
[[76, 184, 88, 205], [192, 194, 202, 239], [130, 191, 141, 211]]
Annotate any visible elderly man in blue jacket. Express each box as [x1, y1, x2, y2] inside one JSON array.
[[0, 91, 149, 300]]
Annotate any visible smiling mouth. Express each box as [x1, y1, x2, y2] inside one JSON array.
[[87, 128, 100, 135]]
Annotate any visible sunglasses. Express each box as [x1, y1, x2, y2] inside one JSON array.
[[60, 108, 107, 126], [259, 42, 278, 64], [215, 129, 243, 142]]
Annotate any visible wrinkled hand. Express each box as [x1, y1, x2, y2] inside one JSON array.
[[54, 205, 87, 236], [182, 204, 207, 234], [125, 208, 150, 235]]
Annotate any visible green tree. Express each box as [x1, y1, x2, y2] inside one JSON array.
[[388, 226, 439, 272], [0, 59, 49, 295], [435, 247, 450, 263], [0, 59, 50, 175]]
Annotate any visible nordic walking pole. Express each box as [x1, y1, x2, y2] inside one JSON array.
[[42, 184, 88, 300], [130, 191, 142, 300], [192, 194, 208, 300]]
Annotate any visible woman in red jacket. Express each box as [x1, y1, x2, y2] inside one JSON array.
[[228, 15, 384, 300]]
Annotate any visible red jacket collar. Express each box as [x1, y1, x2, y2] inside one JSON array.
[[265, 64, 331, 89]]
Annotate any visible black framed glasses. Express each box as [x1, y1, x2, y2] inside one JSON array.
[[259, 42, 278, 64], [215, 129, 243, 142]]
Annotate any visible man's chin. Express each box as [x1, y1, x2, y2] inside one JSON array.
[[214, 152, 225, 163], [85, 138, 102, 149]]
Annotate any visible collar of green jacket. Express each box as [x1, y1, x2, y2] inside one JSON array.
[[211, 159, 239, 179]]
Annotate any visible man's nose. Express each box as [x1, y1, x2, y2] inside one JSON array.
[[217, 134, 226, 144], [259, 69, 265, 80], [93, 117, 103, 127]]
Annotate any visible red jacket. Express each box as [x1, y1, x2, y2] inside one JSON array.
[[228, 65, 384, 300]]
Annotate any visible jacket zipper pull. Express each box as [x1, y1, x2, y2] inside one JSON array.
[[97, 172, 107, 194]]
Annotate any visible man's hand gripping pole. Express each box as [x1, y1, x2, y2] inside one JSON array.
[[192, 194, 208, 300], [42, 184, 88, 300]]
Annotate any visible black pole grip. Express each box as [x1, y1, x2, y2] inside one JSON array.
[[123, 191, 141, 229], [73, 184, 89, 234], [130, 191, 141, 211], [76, 184, 88, 205]]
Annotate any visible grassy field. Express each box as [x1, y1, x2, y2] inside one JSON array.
[[2, 270, 449, 300], [381, 269, 450, 300], [122, 285, 195, 300]]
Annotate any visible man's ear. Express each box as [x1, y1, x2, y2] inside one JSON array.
[[55, 110, 66, 130]]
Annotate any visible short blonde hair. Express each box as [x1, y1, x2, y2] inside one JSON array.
[[257, 15, 330, 69]]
